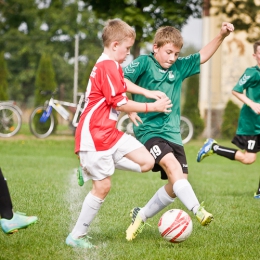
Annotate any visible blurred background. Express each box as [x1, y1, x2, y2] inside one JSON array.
[[0, 0, 259, 139]]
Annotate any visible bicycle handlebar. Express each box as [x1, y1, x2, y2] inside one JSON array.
[[40, 88, 58, 96]]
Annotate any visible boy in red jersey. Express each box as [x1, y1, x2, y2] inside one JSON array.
[[66, 19, 172, 248]]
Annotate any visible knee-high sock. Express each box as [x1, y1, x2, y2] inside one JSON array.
[[140, 186, 175, 221], [71, 192, 104, 239], [115, 157, 141, 172], [0, 168, 13, 219], [173, 179, 200, 215]]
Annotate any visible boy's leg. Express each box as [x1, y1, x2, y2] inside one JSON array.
[[67, 150, 113, 248], [0, 168, 13, 219], [0, 168, 38, 234], [126, 185, 174, 241], [197, 138, 237, 162]]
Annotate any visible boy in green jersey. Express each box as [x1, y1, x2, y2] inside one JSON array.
[[124, 22, 234, 241], [197, 40, 260, 199]]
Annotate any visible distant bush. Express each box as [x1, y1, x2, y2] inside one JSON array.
[[0, 52, 9, 100], [182, 74, 204, 139], [221, 100, 240, 139]]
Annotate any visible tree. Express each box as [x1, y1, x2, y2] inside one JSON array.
[[0, 52, 9, 101], [221, 100, 240, 139], [182, 74, 204, 139], [211, 0, 260, 42], [35, 53, 57, 106], [83, 0, 203, 57], [0, 0, 103, 103]]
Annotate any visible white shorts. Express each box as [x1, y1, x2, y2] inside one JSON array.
[[79, 134, 143, 181]]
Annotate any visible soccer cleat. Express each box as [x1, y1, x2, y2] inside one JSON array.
[[254, 193, 260, 199], [66, 233, 96, 248], [197, 138, 217, 162], [77, 166, 84, 187], [126, 207, 149, 241], [0, 212, 38, 234], [196, 202, 214, 226]]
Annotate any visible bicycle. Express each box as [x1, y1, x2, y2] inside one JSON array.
[[117, 114, 194, 144], [29, 90, 85, 138], [0, 101, 22, 138]]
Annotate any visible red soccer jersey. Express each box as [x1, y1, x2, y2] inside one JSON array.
[[75, 53, 128, 152]]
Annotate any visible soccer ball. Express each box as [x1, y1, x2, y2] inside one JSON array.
[[158, 209, 193, 243]]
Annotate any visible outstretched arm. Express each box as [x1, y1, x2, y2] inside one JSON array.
[[232, 90, 260, 114], [124, 78, 166, 100], [200, 22, 234, 64]]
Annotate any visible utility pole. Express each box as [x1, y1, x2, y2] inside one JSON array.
[[73, 34, 79, 104]]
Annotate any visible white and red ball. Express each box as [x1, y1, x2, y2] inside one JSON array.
[[158, 209, 193, 243]]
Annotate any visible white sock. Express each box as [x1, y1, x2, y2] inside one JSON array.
[[115, 157, 141, 173], [71, 192, 104, 239], [173, 179, 200, 214], [140, 186, 175, 221]]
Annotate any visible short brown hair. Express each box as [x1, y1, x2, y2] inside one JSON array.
[[253, 40, 260, 53], [102, 19, 136, 47], [153, 26, 183, 49]]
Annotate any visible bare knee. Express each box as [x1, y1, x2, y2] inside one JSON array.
[[92, 178, 111, 199], [141, 156, 155, 172], [238, 153, 256, 165]]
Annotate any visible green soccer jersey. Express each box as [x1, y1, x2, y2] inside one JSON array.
[[124, 52, 200, 146], [233, 66, 260, 135]]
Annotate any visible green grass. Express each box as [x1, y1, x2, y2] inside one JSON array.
[[0, 136, 260, 260]]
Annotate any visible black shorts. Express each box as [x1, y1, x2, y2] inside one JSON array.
[[232, 134, 260, 153], [144, 137, 188, 180]]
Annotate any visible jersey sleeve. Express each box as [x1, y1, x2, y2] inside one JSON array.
[[176, 53, 200, 80], [233, 67, 257, 93], [100, 61, 128, 108], [123, 56, 147, 83]]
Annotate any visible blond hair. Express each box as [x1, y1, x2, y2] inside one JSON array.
[[253, 40, 260, 53], [153, 26, 183, 49], [102, 19, 136, 47]]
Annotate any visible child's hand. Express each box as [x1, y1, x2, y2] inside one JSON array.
[[153, 96, 172, 113], [128, 112, 143, 126], [249, 101, 260, 114], [220, 22, 234, 37]]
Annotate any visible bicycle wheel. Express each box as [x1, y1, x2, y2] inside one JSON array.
[[0, 105, 22, 138], [117, 114, 134, 136], [29, 106, 55, 138], [180, 116, 194, 144]]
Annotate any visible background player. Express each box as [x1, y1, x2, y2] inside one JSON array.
[[197, 40, 260, 199]]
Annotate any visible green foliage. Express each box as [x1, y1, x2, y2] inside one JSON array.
[[212, 0, 260, 42], [0, 52, 9, 100], [0, 0, 103, 104], [35, 54, 57, 106], [84, 0, 203, 57], [221, 100, 240, 139], [182, 74, 204, 139]]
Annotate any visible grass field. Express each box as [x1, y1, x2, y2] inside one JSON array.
[[0, 127, 260, 260]]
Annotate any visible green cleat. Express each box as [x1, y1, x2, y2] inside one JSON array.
[[77, 166, 84, 187], [126, 207, 149, 241], [1, 212, 38, 234], [196, 202, 214, 226], [66, 233, 96, 248], [197, 138, 217, 162]]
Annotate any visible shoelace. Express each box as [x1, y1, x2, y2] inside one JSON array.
[[134, 222, 151, 235]]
